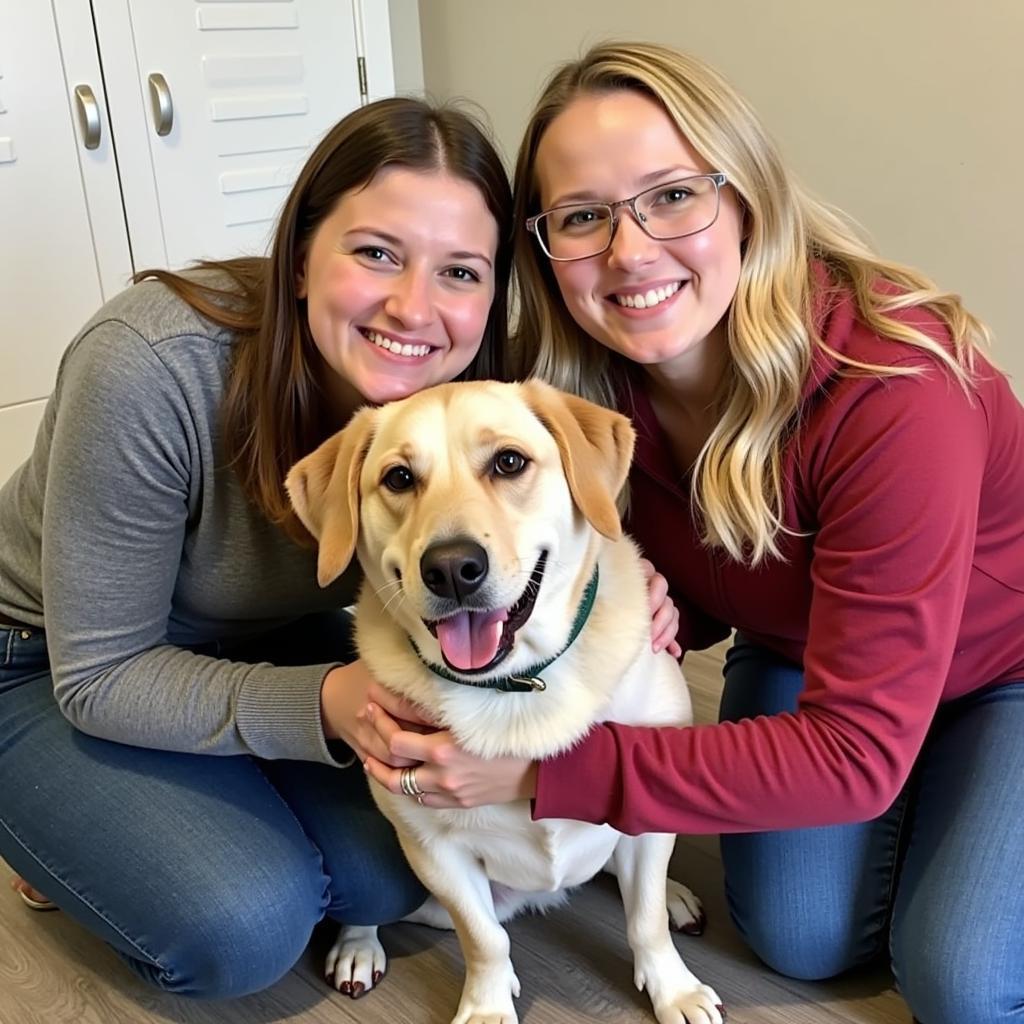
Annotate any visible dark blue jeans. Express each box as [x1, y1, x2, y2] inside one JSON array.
[[719, 636, 1024, 1024], [0, 614, 425, 998]]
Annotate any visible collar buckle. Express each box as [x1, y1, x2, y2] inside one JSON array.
[[510, 675, 547, 692]]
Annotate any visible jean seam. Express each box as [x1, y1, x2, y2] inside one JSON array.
[[0, 813, 169, 972], [250, 759, 329, 902], [883, 792, 909, 908], [250, 760, 324, 857], [250, 760, 344, 920], [4, 628, 13, 665], [882, 782, 917, 970]]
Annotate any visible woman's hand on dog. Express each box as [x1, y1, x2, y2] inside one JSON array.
[[641, 557, 683, 658], [321, 660, 435, 767], [349, 559, 675, 796], [363, 703, 538, 808], [354, 561, 678, 799]]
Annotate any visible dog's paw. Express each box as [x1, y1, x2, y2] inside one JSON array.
[[653, 983, 725, 1024], [325, 924, 387, 998], [451, 966, 520, 1024], [666, 878, 706, 936], [451, 1005, 518, 1024]]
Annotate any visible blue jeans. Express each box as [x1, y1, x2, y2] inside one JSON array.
[[719, 636, 1024, 1024], [0, 614, 425, 999]]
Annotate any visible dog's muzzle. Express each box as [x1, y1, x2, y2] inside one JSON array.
[[422, 550, 548, 674]]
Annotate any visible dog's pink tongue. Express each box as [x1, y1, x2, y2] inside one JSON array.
[[436, 609, 506, 670]]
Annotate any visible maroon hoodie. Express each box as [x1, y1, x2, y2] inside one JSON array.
[[533, 283, 1024, 834]]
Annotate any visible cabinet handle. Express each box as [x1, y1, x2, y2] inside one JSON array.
[[148, 73, 173, 137], [73, 84, 101, 150]]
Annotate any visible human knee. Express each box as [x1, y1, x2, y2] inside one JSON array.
[[140, 878, 322, 998], [725, 873, 871, 981], [894, 921, 1020, 1024], [736, 909, 867, 981]]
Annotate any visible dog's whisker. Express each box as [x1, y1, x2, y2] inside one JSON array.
[[374, 585, 406, 607], [380, 588, 407, 615], [373, 578, 404, 597]]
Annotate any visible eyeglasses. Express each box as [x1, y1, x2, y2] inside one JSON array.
[[526, 172, 728, 262]]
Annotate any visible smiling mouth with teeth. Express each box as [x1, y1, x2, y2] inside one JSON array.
[[613, 280, 683, 309], [361, 327, 434, 358], [424, 552, 548, 674]]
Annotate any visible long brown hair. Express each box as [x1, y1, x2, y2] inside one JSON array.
[[512, 42, 990, 564], [136, 97, 513, 542]]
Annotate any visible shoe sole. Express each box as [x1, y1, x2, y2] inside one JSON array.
[[17, 888, 58, 911]]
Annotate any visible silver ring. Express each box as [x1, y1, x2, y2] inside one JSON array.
[[400, 766, 423, 797]]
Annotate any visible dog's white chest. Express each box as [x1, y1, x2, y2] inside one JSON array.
[[436, 803, 619, 893]]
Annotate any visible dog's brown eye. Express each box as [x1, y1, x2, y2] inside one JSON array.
[[382, 465, 415, 492], [493, 449, 528, 477]]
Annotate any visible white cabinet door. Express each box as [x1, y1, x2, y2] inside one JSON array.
[[0, 0, 128, 412], [95, 0, 372, 270]]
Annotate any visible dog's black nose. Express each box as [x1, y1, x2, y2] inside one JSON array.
[[420, 539, 489, 601]]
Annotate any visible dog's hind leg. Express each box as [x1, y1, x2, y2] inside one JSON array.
[[403, 894, 455, 929], [602, 856, 705, 934], [325, 924, 388, 998], [612, 833, 724, 1024], [664, 876, 707, 935]]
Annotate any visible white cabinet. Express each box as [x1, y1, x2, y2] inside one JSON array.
[[0, 0, 396, 484], [0, 0, 126, 435]]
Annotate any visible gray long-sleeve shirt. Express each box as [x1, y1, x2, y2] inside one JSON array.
[[0, 278, 359, 763]]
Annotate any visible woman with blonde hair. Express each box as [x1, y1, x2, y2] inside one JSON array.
[[363, 43, 1024, 1024]]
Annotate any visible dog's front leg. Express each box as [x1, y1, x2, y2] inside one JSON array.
[[612, 834, 724, 1024], [403, 840, 520, 1024]]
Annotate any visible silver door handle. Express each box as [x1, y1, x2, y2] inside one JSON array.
[[73, 84, 101, 150], [148, 73, 173, 137]]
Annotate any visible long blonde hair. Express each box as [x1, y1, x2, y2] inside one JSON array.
[[512, 41, 990, 564]]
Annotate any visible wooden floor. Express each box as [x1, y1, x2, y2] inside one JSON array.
[[0, 643, 912, 1024]]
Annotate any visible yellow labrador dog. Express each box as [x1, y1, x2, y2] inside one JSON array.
[[286, 380, 723, 1024]]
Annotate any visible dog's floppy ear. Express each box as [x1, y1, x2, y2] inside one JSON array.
[[522, 379, 635, 540], [285, 407, 376, 587]]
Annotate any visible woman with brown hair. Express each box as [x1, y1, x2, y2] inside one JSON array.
[[0, 96, 512, 998]]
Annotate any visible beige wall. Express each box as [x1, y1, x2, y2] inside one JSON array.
[[388, 0, 425, 96], [418, 0, 1022, 391]]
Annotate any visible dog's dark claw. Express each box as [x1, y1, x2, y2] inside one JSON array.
[[717, 1004, 727, 1021], [338, 980, 351, 996], [351, 981, 365, 999], [674, 909, 707, 935], [372, 969, 383, 985]]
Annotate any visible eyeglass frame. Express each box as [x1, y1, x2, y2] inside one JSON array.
[[525, 172, 729, 263]]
